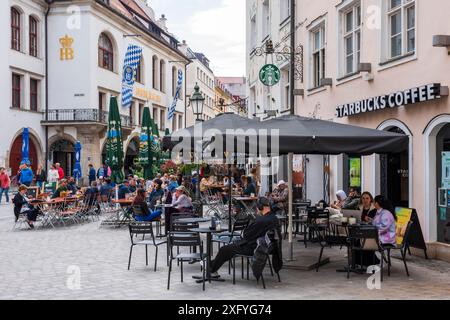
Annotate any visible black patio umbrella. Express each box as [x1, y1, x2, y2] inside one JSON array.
[[232, 115, 409, 156], [227, 114, 409, 261]]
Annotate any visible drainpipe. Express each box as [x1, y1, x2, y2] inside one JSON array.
[[44, 1, 52, 173]]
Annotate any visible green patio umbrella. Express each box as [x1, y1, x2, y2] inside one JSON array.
[[138, 106, 153, 180], [106, 97, 124, 183]]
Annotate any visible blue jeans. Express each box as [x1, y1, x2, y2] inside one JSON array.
[[36, 181, 44, 189], [0, 188, 9, 203], [135, 210, 162, 222]]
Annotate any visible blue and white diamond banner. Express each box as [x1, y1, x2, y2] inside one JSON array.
[[121, 44, 143, 108], [168, 69, 183, 120]]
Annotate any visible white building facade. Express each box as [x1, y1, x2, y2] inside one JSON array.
[[2, 0, 189, 180]]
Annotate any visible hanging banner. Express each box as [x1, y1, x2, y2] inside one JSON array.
[[21, 128, 30, 166], [121, 44, 143, 108], [168, 69, 183, 120]]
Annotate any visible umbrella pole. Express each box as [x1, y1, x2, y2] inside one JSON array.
[[288, 153, 294, 261], [228, 164, 232, 231]]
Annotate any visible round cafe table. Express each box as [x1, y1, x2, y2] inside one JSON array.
[[190, 227, 228, 284]]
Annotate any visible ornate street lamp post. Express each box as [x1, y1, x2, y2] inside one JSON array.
[[190, 83, 205, 203]]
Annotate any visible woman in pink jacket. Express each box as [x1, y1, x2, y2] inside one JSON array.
[[0, 167, 11, 204]]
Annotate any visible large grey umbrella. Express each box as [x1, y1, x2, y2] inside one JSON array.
[[232, 115, 408, 156], [228, 114, 409, 262]]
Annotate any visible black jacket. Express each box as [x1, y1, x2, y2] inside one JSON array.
[[237, 212, 280, 249], [13, 193, 28, 216]]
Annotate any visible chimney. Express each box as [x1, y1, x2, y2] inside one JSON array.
[[157, 14, 168, 32], [178, 40, 188, 54]]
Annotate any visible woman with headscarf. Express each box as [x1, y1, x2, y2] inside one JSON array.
[[331, 190, 347, 210]]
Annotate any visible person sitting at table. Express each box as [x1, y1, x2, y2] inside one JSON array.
[[171, 186, 193, 212], [132, 189, 162, 222], [360, 192, 377, 222], [209, 197, 281, 278], [129, 179, 137, 193], [13, 185, 40, 228], [118, 180, 132, 200], [52, 179, 69, 199], [67, 177, 79, 195], [199, 177, 210, 193], [84, 181, 100, 206], [269, 180, 288, 214], [167, 175, 179, 193], [371, 195, 397, 245], [148, 179, 164, 210], [99, 178, 113, 201], [242, 176, 257, 196]]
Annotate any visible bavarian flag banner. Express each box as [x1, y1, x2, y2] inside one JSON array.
[[168, 69, 183, 120], [121, 44, 143, 108]]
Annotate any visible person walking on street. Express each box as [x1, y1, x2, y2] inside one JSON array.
[[0, 167, 11, 204], [97, 164, 106, 180], [55, 163, 64, 180], [47, 164, 59, 191], [88, 164, 96, 186], [35, 164, 46, 190], [19, 164, 34, 187]]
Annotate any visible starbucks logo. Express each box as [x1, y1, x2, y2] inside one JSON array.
[[259, 64, 281, 87]]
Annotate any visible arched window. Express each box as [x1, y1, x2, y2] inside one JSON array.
[[98, 33, 114, 71], [29, 16, 38, 57], [172, 66, 177, 98], [152, 55, 158, 90], [11, 8, 21, 51], [135, 56, 143, 83], [160, 60, 166, 93]]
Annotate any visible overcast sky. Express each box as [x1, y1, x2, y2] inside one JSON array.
[[148, 0, 245, 76]]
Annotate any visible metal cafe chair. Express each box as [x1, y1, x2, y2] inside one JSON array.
[[304, 208, 330, 248], [128, 222, 168, 272], [382, 221, 413, 277], [347, 225, 387, 281], [167, 231, 207, 291]]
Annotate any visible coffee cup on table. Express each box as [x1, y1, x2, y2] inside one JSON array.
[[349, 217, 357, 225], [341, 217, 348, 224], [251, 193, 255, 198]]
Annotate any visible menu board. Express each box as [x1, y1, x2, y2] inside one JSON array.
[[395, 207, 413, 245]]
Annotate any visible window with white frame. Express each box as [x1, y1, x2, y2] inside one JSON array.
[[280, 0, 291, 22], [386, 0, 415, 60], [262, 0, 270, 40], [339, 2, 361, 76], [250, 13, 257, 50], [310, 23, 326, 88]]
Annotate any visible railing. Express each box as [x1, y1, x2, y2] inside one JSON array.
[[45, 109, 132, 127]]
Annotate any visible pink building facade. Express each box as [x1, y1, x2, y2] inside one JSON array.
[[294, 0, 450, 260]]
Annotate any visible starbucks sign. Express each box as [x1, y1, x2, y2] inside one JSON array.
[[259, 64, 281, 86]]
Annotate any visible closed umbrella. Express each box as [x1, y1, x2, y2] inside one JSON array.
[[106, 97, 124, 184], [73, 141, 82, 182], [21, 128, 30, 166], [139, 106, 153, 180]]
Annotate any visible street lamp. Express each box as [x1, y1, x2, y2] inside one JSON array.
[[190, 83, 205, 122], [190, 83, 205, 206]]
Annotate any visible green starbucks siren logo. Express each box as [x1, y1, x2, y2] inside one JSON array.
[[259, 64, 281, 86]]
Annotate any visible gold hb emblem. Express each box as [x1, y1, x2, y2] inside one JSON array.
[[60, 35, 74, 61]]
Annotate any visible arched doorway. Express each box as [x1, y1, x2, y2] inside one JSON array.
[[125, 137, 139, 177], [436, 123, 450, 244], [9, 134, 39, 177], [49, 139, 75, 178], [380, 126, 410, 208]]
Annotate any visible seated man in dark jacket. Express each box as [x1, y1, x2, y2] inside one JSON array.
[[209, 197, 280, 278], [118, 180, 132, 199]]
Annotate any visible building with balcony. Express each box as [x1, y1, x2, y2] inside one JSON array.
[[2, 0, 189, 179]]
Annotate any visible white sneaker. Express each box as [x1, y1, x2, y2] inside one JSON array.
[[211, 272, 220, 278]]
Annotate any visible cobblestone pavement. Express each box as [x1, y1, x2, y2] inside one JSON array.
[[0, 203, 449, 300]]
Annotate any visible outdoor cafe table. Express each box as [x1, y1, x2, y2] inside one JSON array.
[[330, 221, 379, 274], [189, 227, 228, 284], [233, 196, 258, 217]]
